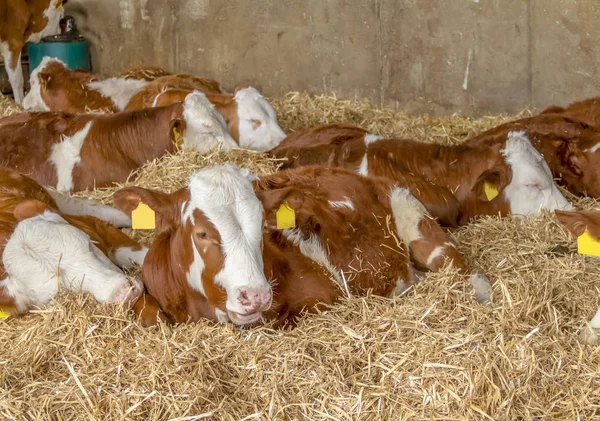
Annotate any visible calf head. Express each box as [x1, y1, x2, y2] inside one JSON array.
[[174, 92, 238, 153], [233, 87, 286, 152], [471, 132, 572, 218], [22, 57, 99, 112], [114, 164, 272, 326]]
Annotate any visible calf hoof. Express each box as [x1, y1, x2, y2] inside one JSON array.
[[108, 277, 144, 305]]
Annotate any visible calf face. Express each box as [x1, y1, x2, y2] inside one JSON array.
[[22, 57, 81, 112], [234, 87, 286, 152], [179, 92, 238, 153], [498, 132, 572, 216], [114, 165, 272, 325]]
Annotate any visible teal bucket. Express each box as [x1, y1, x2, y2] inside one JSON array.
[[26, 39, 90, 73]]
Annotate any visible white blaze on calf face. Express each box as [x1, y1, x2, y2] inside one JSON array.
[[87, 78, 148, 110], [22, 56, 61, 111], [1, 211, 142, 311], [501, 131, 573, 216], [50, 121, 93, 192], [181, 91, 238, 153], [234, 87, 286, 152], [182, 165, 272, 320], [358, 134, 384, 177]]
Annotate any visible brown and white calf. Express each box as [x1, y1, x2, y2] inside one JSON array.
[[0, 0, 66, 104], [0, 166, 145, 316], [540, 97, 600, 127], [0, 91, 236, 192], [468, 114, 600, 198], [125, 83, 287, 152], [22, 57, 148, 113], [271, 124, 572, 225], [554, 209, 600, 343], [114, 164, 490, 328]]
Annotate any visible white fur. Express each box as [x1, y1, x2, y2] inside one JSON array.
[[215, 308, 230, 323], [282, 228, 344, 289], [590, 308, 600, 329], [87, 78, 148, 110], [426, 245, 446, 267], [181, 92, 238, 153], [22, 56, 63, 111], [46, 188, 132, 228], [501, 132, 573, 216], [185, 234, 206, 296], [0, 211, 142, 311], [585, 143, 600, 153], [389, 187, 426, 245], [234, 87, 286, 152], [49, 122, 93, 192], [357, 134, 383, 177], [328, 198, 355, 210], [1, 43, 24, 105], [468, 273, 491, 304], [27, 2, 64, 43], [182, 165, 270, 314], [111, 246, 149, 270]]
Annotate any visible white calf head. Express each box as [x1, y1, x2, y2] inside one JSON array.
[[501, 131, 573, 216], [179, 91, 238, 153], [234, 87, 286, 152]]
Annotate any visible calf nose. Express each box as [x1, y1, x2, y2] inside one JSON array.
[[237, 287, 272, 313]]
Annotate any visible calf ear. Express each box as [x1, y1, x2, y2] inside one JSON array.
[[472, 168, 510, 202], [38, 72, 52, 93], [555, 210, 587, 237], [554, 139, 583, 176], [255, 187, 305, 229], [234, 86, 245, 93], [14, 200, 49, 222]]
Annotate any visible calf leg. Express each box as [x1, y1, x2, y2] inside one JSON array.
[[389, 187, 491, 303], [3, 42, 25, 104], [132, 293, 171, 327]]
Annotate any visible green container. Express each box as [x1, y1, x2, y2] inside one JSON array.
[[26, 39, 90, 73]]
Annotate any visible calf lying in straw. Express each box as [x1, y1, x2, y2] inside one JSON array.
[[114, 164, 490, 328], [555, 209, 600, 343], [0, 167, 145, 316], [271, 123, 572, 226]]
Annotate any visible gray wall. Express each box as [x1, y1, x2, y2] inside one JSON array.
[[66, 0, 600, 116]]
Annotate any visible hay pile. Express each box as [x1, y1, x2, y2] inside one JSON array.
[[1, 92, 600, 420]]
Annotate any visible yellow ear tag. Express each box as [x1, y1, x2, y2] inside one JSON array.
[[484, 181, 499, 201], [172, 127, 184, 148], [131, 202, 156, 230], [55, 0, 63, 9], [577, 229, 600, 257], [0, 309, 10, 319], [276, 201, 296, 230]]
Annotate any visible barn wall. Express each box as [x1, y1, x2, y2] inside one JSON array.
[[66, 0, 600, 116]]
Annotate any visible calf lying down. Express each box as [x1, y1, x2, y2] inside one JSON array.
[[0, 167, 146, 316], [113, 164, 491, 328], [271, 124, 572, 226]]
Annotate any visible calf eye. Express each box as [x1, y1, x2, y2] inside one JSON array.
[[196, 232, 208, 239]]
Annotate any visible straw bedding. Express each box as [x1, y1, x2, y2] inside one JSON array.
[[0, 92, 599, 420]]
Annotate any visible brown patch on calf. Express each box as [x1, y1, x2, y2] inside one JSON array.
[[555, 210, 600, 239]]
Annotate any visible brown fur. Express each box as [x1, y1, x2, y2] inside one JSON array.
[[540, 98, 600, 127], [555, 209, 600, 239], [0, 103, 184, 191], [117, 66, 171, 82]]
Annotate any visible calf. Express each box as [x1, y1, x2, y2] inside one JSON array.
[[271, 124, 572, 225], [0, 91, 236, 191], [22, 57, 148, 113], [113, 164, 489, 328], [0, 0, 66, 104], [468, 114, 600, 198], [554, 209, 600, 343], [0, 166, 145, 316], [540, 97, 600, 127], [125, 84, 286, 152]]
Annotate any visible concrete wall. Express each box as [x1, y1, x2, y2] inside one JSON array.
[[64, 0, 600, 116]]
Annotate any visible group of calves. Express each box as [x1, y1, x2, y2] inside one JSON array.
[[0, 58, 600, 340]]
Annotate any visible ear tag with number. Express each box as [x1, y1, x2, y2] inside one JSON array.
[[0, 309, 10, 319], [276, 200, 296, 230], [132, 201, 156, 230], [484, 181, 499, 201], [577, 229, 600, 257], [172, 126, 184, 147]]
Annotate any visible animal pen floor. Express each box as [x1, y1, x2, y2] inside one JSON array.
[[0, 92, 599, 420]]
